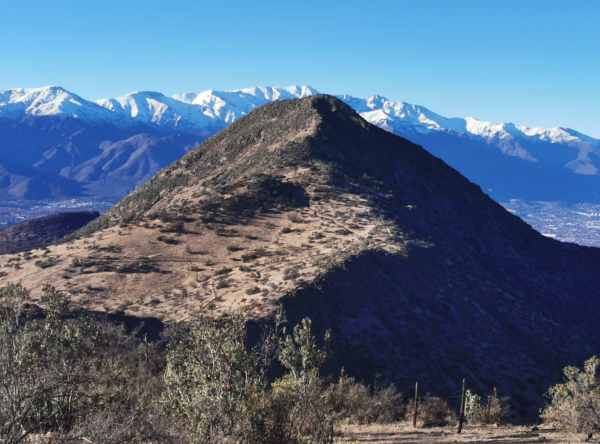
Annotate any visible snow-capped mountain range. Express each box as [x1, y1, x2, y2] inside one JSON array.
[[0, 84, 599, 202]]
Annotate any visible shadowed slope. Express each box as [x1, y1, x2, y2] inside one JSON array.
[[0, 211, 99, 254]]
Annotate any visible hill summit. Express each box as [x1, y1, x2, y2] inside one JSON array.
[[3, 95, 600, 420]]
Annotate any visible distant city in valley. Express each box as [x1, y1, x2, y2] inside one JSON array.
[[1, 197, 599, 248], [0, 199, 115, 229], [502, 200, 600, 247]]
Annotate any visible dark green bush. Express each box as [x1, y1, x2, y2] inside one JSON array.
[[34, 257, 56, 269]]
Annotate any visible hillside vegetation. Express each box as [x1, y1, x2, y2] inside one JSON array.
[[1, 282, 597, 443], [1, 96, 600, 421]]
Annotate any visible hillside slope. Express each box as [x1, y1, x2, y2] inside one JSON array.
[[2, 96, 600, 421], [0, 211, 99, 254]]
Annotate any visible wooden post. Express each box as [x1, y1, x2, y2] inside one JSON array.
[[413, 381, 419, 427], [457, 379, 466, 434]]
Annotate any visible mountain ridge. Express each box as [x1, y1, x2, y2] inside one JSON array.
[[5, 84, 597, 151], [1, 84, 599, 203]]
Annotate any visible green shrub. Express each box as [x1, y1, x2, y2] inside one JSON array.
[[157, 236, 179, 244], [35, 257, 56, 269], [283, 266, 301, 280], [334, 229, 351, 236], [465, 388, 510, 425], [0, 283, 171, 443], [162, 311, 335, 444], [116, 260, 158, 274], [242, 248, 266, 262], [216, 279, 231, 289], [162, 312, 274, 442]]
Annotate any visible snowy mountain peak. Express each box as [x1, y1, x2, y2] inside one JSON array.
[[172, 85, 318, 105], [364, 94, 390, 106], [333, 96, 600, 167], [0, 85, 80, 109], [93, 85, 320, 131], [0, 85, 119, 124], [3, 84, 600, 176]]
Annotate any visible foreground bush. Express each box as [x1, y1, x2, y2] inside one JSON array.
[[163, 313, 335, 444], [0, 282, 407, 443], [162, 311, 277, 442], [542, 356, 600, 441], [0, 283, 174, 444], [406, 395, 457, 427], [465, 388, 511, 425], [327, 372, 404, 425]]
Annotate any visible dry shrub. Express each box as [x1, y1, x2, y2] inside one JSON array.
[[162, 312, 334, 444], [406, 395, 457, 427], [542, 356, 600, 441], [0, 283, 177, 444], [159, 221, 185, 233], [327, 372, 404, 425], [243, 382, 298, 444], [465, 388, 511, 425], [287, 212, 303, 223]]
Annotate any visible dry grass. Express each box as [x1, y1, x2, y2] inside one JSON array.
[[339, 423, 564, 443], [0, 168, 404, 322]]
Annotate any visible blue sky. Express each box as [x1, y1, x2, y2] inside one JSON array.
[[1, 0, 598, 137]]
